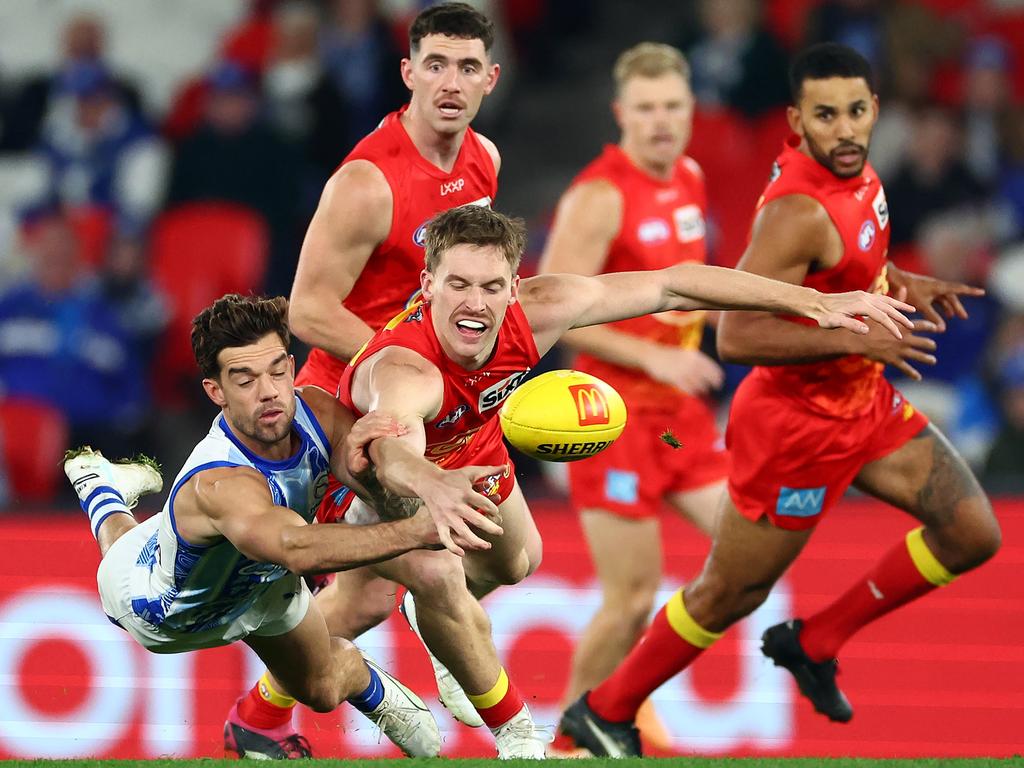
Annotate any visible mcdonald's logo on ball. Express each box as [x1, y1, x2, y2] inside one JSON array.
[[500, 370, 627, 462]]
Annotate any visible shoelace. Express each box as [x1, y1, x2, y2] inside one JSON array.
[[498, 718, 555, 746], [280, 733, 313, 758], [371, 700, 425, 746]]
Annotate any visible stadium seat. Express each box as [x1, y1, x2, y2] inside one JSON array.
[[149, 203, 269, 405], [0, 398, 69, 502]]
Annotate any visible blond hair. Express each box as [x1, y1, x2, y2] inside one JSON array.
[[613, 42, 690, 94]]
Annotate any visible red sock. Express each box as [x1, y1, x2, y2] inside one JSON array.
[[466, 668, 525, 729], [236, 673, 297, 731], [800, 528, 955, 662], [588, 589, 719, 723]]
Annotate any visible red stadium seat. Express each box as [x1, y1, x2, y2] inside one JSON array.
[[0, 399, 69, 502], [149, 203, 269, 405]]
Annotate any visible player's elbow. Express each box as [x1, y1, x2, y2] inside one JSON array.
[[278, 526, 318, 575], [287, 295, 318, 344], [716, 324, 750, 364]]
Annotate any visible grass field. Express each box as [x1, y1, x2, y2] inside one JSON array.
[[4, 761, 1023, 767]]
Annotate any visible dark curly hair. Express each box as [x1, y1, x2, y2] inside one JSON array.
[[191, 294, 290, 379]]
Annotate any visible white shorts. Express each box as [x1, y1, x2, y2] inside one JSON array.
[[97, 517, 311, 654]]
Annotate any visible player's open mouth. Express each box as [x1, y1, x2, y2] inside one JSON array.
[[456, 319, 486, 338], [438, 101, 464, 118]]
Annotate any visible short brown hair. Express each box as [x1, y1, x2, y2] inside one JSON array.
[[613, 42, 690, 95], [191, 294, 290, 379], [410, 2, 494, 54], [424, 205, 525, 274]]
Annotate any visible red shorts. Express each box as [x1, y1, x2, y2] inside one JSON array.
[[567, 397, 729, 520], [726, 374, 929, 531], [316, 426, 517, 525]]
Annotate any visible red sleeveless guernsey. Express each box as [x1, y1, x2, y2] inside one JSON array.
[[569, 144, 709, 407], [301, 106, 498, 390], [750, 135, 891, 418], [338, 301, 540, 467]]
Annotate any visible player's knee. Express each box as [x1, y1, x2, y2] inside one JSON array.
[[409, 558, 470, 609], [688, 572, 770, 630], [955, 503, 1002, 572], [615, 586, 658, 634], [524, 535, 543, 578], [488, 549, 532, 586]]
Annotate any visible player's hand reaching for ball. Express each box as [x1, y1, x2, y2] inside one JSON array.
[[416, 465, 506, 556], [810, 290, 915, 338]]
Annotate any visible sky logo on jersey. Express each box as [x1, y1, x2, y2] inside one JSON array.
[[637, 218, 671, 244], [776, 486, 826, 517], [479, 369, 531, 411], [858, 220, 876, 251]]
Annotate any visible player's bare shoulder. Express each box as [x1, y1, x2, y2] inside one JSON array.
[[175, 464, 270, 542], [554, 178, 623, 237], [476, 132, 502, 176], [748, 193, 838, 270], [323, 160, 393, 232]]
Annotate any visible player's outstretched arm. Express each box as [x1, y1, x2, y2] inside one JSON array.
[[522, 259, 914, 360], [351, 347, 504, 556], [191, 466, 441, 575], [289, 161, 393, 360], [538, 178, 725, 396], [716, 196, 936, 374]]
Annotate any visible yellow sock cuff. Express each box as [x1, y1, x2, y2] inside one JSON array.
[[258, 671, 297, 708], [906, 527, 956, 587], [665, 588, 722, 649], [465, 668, 510, 710]]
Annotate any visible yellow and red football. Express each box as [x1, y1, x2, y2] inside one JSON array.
[[499, 370, 627, 462]]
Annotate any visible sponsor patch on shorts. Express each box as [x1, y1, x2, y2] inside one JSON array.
[[605, 469, 639, 505], [776, 486, 826, 517]]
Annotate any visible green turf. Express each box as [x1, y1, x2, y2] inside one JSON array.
[[2, 759, 1022, 768]]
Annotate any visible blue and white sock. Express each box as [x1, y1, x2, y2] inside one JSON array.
[[81, 485, 132, 540], [347, 663, 385, 713]]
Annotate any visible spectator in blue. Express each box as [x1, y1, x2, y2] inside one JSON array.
[[983, 335, 1024, 491], [321, 0, 408, 146], [0, 12, 143, 153], [36, 60, 166, 238], [0, 208, 149, 457]]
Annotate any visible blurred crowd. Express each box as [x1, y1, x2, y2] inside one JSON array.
[[0, 0, 1020, 505]]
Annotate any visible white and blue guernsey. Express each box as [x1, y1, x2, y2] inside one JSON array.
[[126, 392, 332, 635]]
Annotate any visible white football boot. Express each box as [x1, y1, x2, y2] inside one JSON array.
[[493, 704, 552, 759], [400, 590, 485, 727], [360, 656, 441, 757], [64, 446, 163, 507]]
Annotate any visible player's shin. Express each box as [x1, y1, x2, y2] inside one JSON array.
[[798, 527, 956, 662], [587, 587, 721, 723]]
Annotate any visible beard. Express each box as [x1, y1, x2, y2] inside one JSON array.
[[232, 400, 296, 447], [806, 133, 868, 179]]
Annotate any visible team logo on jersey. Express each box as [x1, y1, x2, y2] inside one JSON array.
[[768, 161, 781, 183], [479, 369, 531, 411], [673, 204, 705, 243], [441, 178, 465, 196], [637, 218, 670, 244], [403, 305, 423, 324], [436, 404, 469, 429], [872, 188, 889, 229], [858, 220, 876, 251]]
